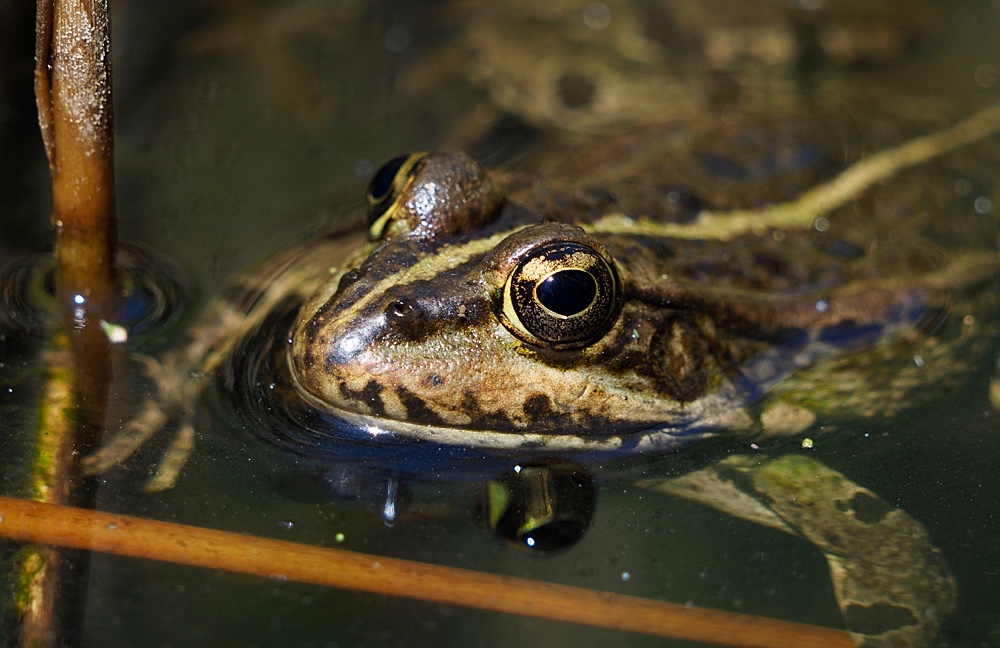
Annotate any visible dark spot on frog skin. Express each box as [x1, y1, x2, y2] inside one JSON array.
[[557, 72, 596, 109], [461, 391, 515, 429], [844, 602, 918, 636], [848, 491, 894, 524], [339, 379, 386, 417], [303, 310, 329, 345], [396, 386, 446, 425], [522, 394, 556, 420]]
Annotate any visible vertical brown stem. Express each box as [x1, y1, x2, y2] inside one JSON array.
[[46, 0, 119, 432], [26, 0, 120, 644]]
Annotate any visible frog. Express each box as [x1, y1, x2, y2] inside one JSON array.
[[82, 99, 1000, 647], [401, 0, 936, 139]]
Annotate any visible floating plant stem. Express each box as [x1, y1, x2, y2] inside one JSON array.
[[0, 496, 855, 648]]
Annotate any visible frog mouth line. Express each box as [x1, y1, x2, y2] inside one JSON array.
[[285, 364, 728, 455], [286, 388, 727, 456]]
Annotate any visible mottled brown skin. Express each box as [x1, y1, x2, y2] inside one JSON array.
[[290, 112, 995, 452]]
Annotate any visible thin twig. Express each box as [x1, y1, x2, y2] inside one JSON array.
[[0, 496, 855, 648]]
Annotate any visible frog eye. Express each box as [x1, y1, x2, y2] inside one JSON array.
[[365, 151, 502, 241], [501, 241, 620, 347], [366, 153, 429, 239]]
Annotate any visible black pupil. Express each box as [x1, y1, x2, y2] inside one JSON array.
[[536, 269, 597, 317], [367, 155, 408, 202]]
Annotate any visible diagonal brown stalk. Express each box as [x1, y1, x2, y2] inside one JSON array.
[[0, 496, 856, 648]]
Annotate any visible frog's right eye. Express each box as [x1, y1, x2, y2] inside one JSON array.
[[500, 239, 621, 349], [366, 153, 430, 240]]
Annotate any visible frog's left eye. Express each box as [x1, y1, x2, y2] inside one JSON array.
[[366, 153, 429, 239], [501, 241, 620, 348], [365, 151, 502, 241]]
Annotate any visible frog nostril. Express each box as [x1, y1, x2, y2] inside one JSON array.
[[384, 299, 430, 338], [382, 297, 452, 343], [386, 299, 420, 320]]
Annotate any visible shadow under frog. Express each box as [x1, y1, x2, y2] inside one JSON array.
[[85, 102, 1000, 647]]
